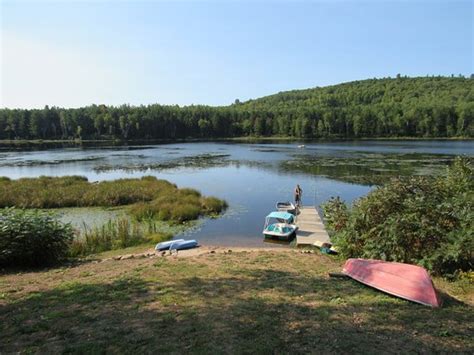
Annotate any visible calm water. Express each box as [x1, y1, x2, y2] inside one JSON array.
[[0, 140, 472, 246]]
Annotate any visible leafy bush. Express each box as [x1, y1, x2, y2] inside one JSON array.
[[0, 208, 74, 267], [321, 196, 348, 232], [322, 157, 473, 276]]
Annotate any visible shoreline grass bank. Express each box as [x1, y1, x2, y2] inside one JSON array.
[[0, 176, 227, 259]]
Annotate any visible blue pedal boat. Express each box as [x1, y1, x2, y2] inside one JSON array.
[[263, 211, 298, 240]]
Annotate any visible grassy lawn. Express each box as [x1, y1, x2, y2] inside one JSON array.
[[0, 249, 473, 353]]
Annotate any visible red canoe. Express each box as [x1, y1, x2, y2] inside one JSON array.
[[342, 258, 442, 307]]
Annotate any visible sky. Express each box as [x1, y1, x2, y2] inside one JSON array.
[[1, 0, 472, 109]]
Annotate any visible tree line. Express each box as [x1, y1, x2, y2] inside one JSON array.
[[1, 76, 472, 140]]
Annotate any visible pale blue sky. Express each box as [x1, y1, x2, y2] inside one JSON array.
[[1, 0, 472, 108]]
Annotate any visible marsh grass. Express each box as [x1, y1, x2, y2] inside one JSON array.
[[70, 219, 140, 256], [0, 176, 226, 257], [129, 187, 227, 223], [0, 175, 227, 223], [69, 218, 174, 257], [0, 176, 172, 208]]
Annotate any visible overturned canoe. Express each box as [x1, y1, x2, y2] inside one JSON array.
[[169, 239, 198, 251], [342, 258, 441, 307], [156, 239, 198, 251], [155, 239, 185, 251]]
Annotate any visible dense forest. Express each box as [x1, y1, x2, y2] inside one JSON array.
[[1, 76, 473, 140]]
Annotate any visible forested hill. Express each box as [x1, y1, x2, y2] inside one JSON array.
[[239, 76, 472, 112], [233, 76, 473, 137], [1, 76, 473, 140]]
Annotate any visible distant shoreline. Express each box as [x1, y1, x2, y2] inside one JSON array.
[[0, 136, 473, 146]]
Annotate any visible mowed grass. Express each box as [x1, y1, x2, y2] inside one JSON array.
[[0, 250, 472, 353]]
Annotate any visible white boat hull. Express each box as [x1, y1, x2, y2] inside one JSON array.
[[263, 223, 298, 240], [276, 201, 297, 215]]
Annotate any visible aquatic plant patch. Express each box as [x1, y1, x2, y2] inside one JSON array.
[[93, 153, 231, 172], [0, 156, 104, 167], [283, 152, 459, 185]]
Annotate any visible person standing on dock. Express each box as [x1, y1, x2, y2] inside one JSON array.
[[294, 184, 302, 208]]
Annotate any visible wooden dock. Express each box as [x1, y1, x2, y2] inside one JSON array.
[[295, 206, 330, 247]]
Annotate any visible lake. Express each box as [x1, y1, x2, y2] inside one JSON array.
[[0, 140, 472, 247]]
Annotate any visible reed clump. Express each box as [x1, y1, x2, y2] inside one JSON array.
[[129, 188, 227, 223], [69, 218, 142, 256], [69, 218, 175, 257]]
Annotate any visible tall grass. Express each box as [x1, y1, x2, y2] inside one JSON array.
[[69, 218, 173, 257], [130, 189, 227, 223], [0, 176, 176, 208]]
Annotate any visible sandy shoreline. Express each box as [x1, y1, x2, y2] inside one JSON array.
[[105, 245, 298, 261]]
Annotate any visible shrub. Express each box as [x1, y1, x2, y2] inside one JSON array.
[[322, 157, 473, 276], [321, 196, 348, 232], [0, 208, 74, 267]]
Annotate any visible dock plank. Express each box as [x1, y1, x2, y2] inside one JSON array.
[[296, 206, 330, 247]]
